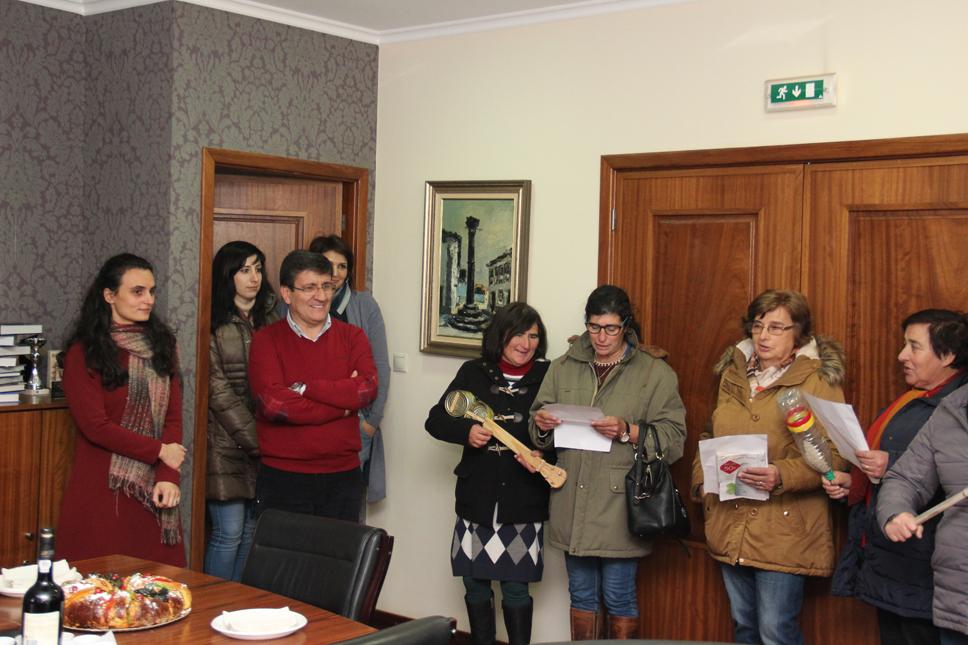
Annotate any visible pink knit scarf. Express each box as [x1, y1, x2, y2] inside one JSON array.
[[109, 325, 181, 545]]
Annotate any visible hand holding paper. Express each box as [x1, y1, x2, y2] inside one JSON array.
[[544, 403, 613, 452]]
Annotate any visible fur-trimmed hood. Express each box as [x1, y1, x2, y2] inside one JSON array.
[[713, 335, 845, 387]]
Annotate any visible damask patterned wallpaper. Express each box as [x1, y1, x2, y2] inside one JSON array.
[[1, 0, 378, 546], [0, 0, 88, 347], [86, 3, 174, 306]]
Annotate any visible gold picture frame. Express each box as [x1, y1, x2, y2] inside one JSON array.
[[420, 180, 532, 358]]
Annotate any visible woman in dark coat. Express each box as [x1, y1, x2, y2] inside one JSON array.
[[825, 309, 968, 645], [59, 253, 186, 566], [205, 241, 280, 580], [425, 303, 552, 645]]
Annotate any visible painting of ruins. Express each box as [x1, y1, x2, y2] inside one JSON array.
[[420, 180, 531, 357]]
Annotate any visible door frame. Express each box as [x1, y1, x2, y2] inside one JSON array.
[[191, 148, 369, 569]]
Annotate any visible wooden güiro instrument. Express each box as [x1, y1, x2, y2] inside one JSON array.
[[444, 390, 567, 489], [914, 486, 968, 525]]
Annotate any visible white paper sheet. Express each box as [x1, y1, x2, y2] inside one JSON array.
[[545, 403, 613, 452], [803, 392, 871, 475], [698, 434, 770, 500]]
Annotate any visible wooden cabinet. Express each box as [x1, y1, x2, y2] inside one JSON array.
[[600, 133, 968, 643], [0, 401, 74, 566]]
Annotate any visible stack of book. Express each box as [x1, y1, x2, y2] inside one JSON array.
[[0, 323, 43, 404]]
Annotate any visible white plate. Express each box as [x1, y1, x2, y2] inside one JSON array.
[[0, 568, 83, 597], [0, 584, 28, 598], [211, 608, 308, 641]]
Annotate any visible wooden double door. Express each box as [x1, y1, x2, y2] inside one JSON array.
[[600, 134, 968, 643]]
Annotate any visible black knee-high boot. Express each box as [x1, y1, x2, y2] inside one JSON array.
[[502, 598, 533, 645], [466, 595, 496, 645]]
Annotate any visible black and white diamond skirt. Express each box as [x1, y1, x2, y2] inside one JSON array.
[[450, 508, 543, 583]]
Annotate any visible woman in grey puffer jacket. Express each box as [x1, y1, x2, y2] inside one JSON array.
[[205, 241, 280, 580], [879, 381, 968, 645]]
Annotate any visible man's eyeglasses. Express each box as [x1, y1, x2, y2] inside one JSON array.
[[290, 283, 334, 297], [585, 319, 627, 336], [750, 322, 795, 336]]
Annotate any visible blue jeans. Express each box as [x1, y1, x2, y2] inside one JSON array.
[[564, 554, 639, 617], [204, 499, 256, 581], [720, 564, 804, 645]]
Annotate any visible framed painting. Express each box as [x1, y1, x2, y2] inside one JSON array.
[[420, 180, 532, 357]]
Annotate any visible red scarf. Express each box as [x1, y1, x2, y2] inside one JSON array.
[[498, 358, 534, 377]]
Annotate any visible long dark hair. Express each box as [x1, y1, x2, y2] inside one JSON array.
[[481, 302, 548, 364], [65, 253, 177, 389], [211, 241, 275, 333], [584, 284, 642, 341]]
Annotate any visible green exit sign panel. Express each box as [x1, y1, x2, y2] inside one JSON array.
[[765, 74, 836, 112]]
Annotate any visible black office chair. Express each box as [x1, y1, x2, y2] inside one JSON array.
[[535, 641, 732, 644], [338, 616, 455, 645], [241, 509, 394, 624]]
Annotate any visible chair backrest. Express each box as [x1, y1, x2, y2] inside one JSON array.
[[339, 616, 455, 645], [535, 641, 733, 645], [241, 509, 394, 623]]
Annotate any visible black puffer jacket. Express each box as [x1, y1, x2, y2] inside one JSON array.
[[833, 371, 968, 619], [425, 358, 551, 525], [206, 296, 280, 501]]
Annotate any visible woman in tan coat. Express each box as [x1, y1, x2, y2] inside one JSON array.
[[205, 241, 280, 580], [690, 289, 846, 645]]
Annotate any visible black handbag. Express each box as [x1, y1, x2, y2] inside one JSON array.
[[625, 423, 690, 538]]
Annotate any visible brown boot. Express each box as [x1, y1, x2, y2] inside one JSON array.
[[569, 608, 600, 641], [607, 615, 639, 640]]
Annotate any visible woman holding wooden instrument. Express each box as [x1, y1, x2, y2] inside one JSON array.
[[425, 302, 553, 645]]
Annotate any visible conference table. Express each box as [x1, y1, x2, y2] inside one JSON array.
[[0, 554, 376, 644]]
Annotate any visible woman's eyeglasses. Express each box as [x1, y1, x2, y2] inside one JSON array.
[[750, 322, 795, 336], [585, 321, 626, 336]]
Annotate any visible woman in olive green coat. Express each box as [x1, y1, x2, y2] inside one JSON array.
[[529, 285, 686, 640]]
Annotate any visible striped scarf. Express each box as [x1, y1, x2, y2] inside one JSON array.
[[109, 325, 181, 545]]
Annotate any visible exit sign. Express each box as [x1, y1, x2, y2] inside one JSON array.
[[765, 74, 837, 112]]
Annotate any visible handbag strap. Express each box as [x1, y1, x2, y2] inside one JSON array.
[[635, 423, 665, 462]]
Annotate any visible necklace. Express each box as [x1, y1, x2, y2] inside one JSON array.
[[594, 346, 626, 367]]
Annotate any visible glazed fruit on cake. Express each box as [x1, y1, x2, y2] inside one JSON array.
[[62, 573, 192, 629]]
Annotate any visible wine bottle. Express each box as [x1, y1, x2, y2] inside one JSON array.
[[21, 527, 64, 645]]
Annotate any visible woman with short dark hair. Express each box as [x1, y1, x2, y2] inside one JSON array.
[[204, 241, 280, 580], [425, 302, 552, 645], [530, 285, 687, 640], [59, 253, 187, 566], [690, 289, 847, 645], [825, 309, 968, 645]]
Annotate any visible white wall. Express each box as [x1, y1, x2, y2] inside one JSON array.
[[368, 0, 968, 640]]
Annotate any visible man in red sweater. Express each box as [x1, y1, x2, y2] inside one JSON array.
[[248, 250, 378, 521]]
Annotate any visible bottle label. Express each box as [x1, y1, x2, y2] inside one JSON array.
[[37, 559, 52, 574], [22, 611, 60, 645]]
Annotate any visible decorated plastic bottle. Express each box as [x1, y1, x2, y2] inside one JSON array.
[[777, 388, 835, 481]]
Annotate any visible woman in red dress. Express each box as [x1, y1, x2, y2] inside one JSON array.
[[58, 253, 187, 566]]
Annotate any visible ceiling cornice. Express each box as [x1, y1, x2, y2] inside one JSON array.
[[16, 0, 689, 45], [379, 0, 685, 44]]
